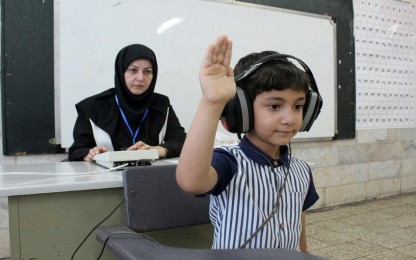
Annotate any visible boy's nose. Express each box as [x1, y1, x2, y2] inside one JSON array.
[[282, 109, 296, 125]]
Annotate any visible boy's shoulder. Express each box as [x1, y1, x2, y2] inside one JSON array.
[[214, 144, 243, 158], [289, 156, 310, 166]]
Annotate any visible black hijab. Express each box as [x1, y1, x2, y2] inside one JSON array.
[[114, 44, 158, 124]]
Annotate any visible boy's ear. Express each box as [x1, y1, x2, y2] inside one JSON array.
[[220, 87, 253, 134]]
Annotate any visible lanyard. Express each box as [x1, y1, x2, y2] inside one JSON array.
[[115, 95, 149, 145]]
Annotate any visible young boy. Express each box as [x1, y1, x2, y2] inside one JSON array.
[[176, 35, 319, 252]]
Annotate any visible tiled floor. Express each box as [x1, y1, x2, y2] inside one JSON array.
[[306, 192, 416, 260]]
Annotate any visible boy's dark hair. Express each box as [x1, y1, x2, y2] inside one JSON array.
[[233, 51, 311, 101]]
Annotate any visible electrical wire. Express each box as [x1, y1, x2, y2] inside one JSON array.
[[70, 195, 126, 260]]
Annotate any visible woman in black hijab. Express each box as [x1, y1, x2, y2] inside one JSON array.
[[68, 44, 186, 161]]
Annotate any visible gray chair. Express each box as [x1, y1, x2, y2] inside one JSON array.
[[96, 164, 324, 260]]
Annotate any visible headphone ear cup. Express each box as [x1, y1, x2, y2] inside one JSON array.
[[220, 87, 253, 133], [300, 90, 323, 132], [220, 99, 239, 133]]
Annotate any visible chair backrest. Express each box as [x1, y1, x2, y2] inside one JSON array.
[[123, 163, 210, 232]]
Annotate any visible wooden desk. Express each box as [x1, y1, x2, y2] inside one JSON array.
[[0, 162, 125, 260]]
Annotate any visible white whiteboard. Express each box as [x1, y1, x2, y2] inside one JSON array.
[[55, 0, 336, 148]]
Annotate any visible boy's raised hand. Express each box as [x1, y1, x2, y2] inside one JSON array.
[[199, 35, 236, 105], [177, 36, 235, 194]]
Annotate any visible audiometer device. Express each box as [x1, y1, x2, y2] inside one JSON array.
[[93, 149, 159, 169]]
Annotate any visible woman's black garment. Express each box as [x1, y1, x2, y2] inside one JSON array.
[[68, 43, 186, 161], [68, 89, 186, 161]]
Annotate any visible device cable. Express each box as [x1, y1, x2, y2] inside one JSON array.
[[70, 195, 125, 260]]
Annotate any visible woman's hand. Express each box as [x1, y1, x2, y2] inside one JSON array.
[[128, 141, 167, 159], [83, 146, 108, 161], [127, 141, 151, 151]]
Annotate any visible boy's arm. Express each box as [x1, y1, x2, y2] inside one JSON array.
[[176, 35, 235, 194], [300, 212, 307, 252]]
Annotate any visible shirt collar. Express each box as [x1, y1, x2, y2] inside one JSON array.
[[239, 135, 290, 168]]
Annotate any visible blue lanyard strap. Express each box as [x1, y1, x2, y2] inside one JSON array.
[[115, 95, 149, 145]]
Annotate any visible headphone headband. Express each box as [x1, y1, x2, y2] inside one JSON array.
[[234, 54, 320, 95]]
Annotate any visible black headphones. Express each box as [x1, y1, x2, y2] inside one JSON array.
[[220, 54, 323, 134]]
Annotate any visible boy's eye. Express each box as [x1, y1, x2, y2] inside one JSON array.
[[269, 104, 280, 110], [294, 104, 304, 110]]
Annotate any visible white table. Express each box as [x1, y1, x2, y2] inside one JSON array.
[[0, 162, 126, 260]]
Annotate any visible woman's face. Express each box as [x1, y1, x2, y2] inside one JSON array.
[[124, 59, 153, 95]]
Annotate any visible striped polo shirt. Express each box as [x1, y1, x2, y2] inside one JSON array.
[[209, 136, 319, 250]]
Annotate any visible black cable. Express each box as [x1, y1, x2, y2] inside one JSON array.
[[70, 195, 126, 260], [96, 231, 159, 260]]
